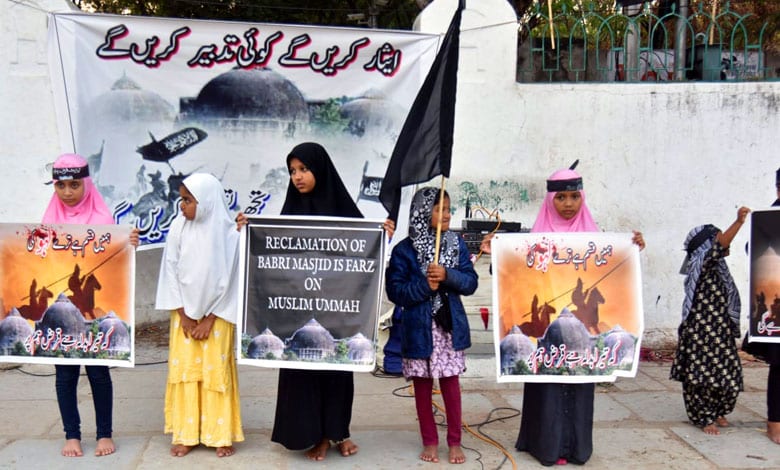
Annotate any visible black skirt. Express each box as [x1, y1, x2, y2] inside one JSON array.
[[516, 382, 594, 466], [271, 368, 354, 450], [742, 336, 780, 365]]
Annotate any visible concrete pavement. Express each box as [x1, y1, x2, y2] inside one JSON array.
[[0, 259, 778, 469], [0, 340, 777, 469]]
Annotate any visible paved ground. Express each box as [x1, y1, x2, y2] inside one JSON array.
[[0, 331, 777, 470], [0, 261, 777, 469]]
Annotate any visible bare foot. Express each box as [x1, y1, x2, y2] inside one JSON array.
[[449, 445, 466, 464], [95, 437, 115, 456], [337, 439, 358, 457], [170, 444, 196, 457], [419, 444, 439, 463], [768, 421, 780, 444], [305, 439, 329, 461], [715, 416, 730, 427], [702, 423, 720, 435], [61, 439, 83, 457], [216, 446, 235, 457]]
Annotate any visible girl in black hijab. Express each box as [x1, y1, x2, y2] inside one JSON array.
[[280, 142, 362, 218], [271, 142, 361, 460]]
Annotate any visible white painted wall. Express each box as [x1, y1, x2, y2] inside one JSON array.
[[3, 0, 778, 347]]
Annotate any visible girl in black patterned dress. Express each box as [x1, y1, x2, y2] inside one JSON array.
[[671, 206, 750, 434]]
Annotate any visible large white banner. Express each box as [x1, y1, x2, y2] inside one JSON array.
[[48, 13, 438, 245]]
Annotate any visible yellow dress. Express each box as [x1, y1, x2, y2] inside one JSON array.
[[164, 312, 244, 447]]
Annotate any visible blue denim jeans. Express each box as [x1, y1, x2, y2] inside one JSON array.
[[55, 365, 113, 440]]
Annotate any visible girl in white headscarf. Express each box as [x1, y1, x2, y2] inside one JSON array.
[[155, 173, 244, 457]]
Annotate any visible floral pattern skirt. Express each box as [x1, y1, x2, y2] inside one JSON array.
[[402, 323, 465, 379]]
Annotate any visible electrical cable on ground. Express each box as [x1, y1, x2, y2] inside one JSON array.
[[394, 382, 520, 469]]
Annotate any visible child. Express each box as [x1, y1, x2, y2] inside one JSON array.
[[155, 173, 244, 457], [483, 164, 644, 466], [671, 207, 750, 435], [385, 187, 478, 465], [271, 142, 362, 460], [42, 153, 138, 457]]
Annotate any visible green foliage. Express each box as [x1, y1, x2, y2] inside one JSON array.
[[310, 98, 351, 135], [512, 358, 532, 375], [12, 342, 31, 356], [284, 350, 298, 361], [73, 0, 423, 30], [241, 333, 252, 354], [335, 340, 349, 361]]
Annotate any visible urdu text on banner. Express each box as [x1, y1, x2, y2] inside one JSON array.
[[48, 13, 439, 245], [491, 232, 644, 383], [0, 223, 135, 367]]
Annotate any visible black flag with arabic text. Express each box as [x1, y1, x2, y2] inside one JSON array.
[[379, 0, 464, 222]]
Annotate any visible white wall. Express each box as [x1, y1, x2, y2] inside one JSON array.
[[3, 0, 779, 347], [419, 0, 780, 347]]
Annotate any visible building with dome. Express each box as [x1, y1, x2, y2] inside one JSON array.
[[178, 67, 309, 133], [346, 332, 374, 364], [36, 294, 86, 341], [499, 325, 536, 375], [92, 73, 176, 124], [97, 311, 131, 356], [286, 318, 336, 361], [603, 324, 637, 367], [0, 308, 33, 355], [538, 308, 593, 355], [81, 73, 176, 197], [339, 90, 405, 137], [247, 328, 285, 359]]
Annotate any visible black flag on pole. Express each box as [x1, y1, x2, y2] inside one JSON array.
[[379, 0, 464, 222]]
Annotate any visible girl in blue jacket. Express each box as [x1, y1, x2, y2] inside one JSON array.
[[385, 187, 478, 465]]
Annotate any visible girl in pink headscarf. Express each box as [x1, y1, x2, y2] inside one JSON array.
[[42, 153, 137, 458], [529, 167, 598, 233], [43, 153, 113, 225], [482, 163, 644, 466]]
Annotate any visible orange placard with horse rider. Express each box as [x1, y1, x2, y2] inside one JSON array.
[[491, 232, 644, 383], [0, 223, 135, 366]]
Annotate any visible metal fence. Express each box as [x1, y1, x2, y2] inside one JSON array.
[[516, 1, 777, 82]]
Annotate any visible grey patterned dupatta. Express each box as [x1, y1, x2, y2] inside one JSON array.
[[408, 187, 459, 316], [680, 224, 741, 334]]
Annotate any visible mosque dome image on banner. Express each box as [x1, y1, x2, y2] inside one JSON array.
[[538, 308, 592, 354], [499, 326, 535, 374], [90, 74, 176, 125], [0, 308, 33, 354], [346, 332, 374, 363], [286, 318, 336, 361], [97, 311, 131, 354], [36, 294, 86, 339], [603, 324, 636, 366], [247, 328, 285, 359], [339, 90, 405, 136], [178, 67, 309, 129]]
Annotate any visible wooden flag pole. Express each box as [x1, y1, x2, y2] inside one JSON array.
[[547, 0, 556, 50], [434, 175, 447, 265]]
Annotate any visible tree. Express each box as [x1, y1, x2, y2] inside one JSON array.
[[509, 0, 779, 53], [74, 0, 425, 30]]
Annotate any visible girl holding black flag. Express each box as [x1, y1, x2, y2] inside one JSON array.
[[385, 186, 478, 465]]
